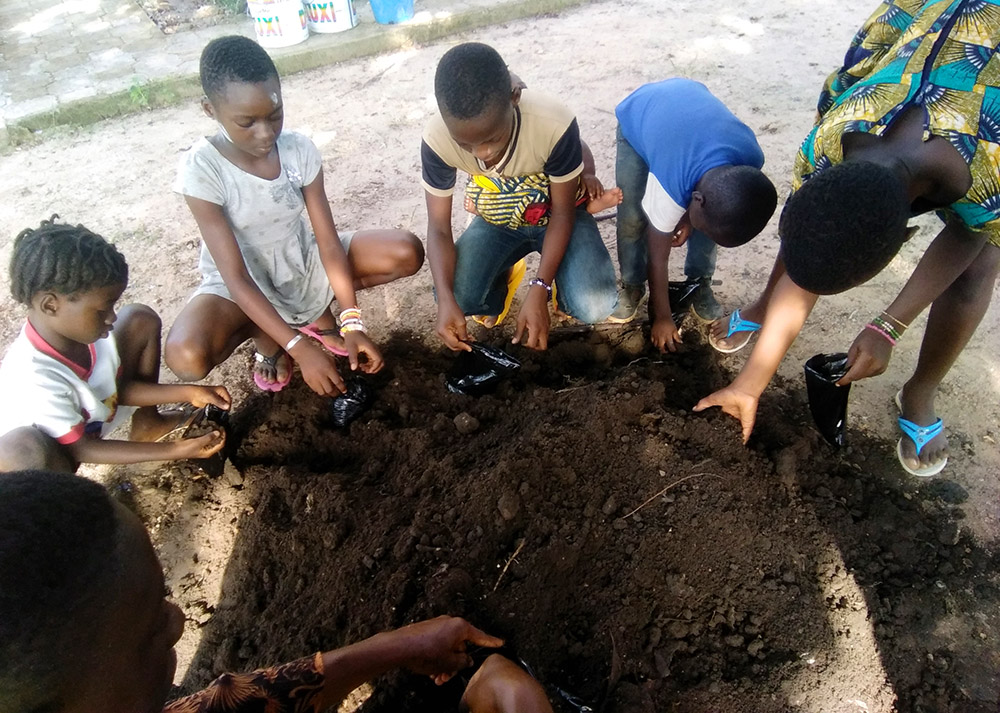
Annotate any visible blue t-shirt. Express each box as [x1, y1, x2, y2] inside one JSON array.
[[615, 78, 765, 232]]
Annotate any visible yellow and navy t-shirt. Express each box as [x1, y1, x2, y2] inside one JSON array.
[[421, 89, 584, 227]]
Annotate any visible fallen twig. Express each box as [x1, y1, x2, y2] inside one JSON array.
[[492, 538, 526, 592], [623, 472, 717, 519]]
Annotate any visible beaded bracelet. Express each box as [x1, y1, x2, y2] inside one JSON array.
[[870, 314, 902, 341], [339, 320, 366, 336], [865, 321, 897, 346], [339, 307, 362, 325], [880, 310, 909, 330], [527, 277, 552, 297]]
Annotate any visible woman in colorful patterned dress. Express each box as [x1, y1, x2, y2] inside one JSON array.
[[696, 0, 1000, 476]]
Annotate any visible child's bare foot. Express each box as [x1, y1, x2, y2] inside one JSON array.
[[465, 194, 481, 215], [897, 384, 949, 475], [587, 186, 623, 214], [252, 345, 293, 391]]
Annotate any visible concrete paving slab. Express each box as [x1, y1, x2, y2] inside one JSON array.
[[0, 0, 595, 147]]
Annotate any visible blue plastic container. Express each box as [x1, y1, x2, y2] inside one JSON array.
[[370, 0, 413, 23]]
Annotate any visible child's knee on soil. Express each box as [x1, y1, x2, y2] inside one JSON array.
[[460, 655, 553, 713], [0, 427, 76, 473]]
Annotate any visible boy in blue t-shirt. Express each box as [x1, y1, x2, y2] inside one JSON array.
[[609, 78, 776, 352]]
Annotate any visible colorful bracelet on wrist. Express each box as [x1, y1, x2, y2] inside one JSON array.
[[880, 310, 909, 331], [338, 307, 361, 325], [865, 321, 897, 346], [527, 277, 552, 297]]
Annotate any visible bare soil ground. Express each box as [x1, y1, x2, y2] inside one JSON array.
[[2, 0, 999, 711]]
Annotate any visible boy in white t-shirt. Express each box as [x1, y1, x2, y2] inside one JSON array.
[[0, 217, 230, 473]]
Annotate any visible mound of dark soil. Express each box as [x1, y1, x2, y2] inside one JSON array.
[[142, 329, 998, 712]]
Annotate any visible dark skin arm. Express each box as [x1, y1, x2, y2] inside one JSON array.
[[512, 177, 577, 350], [425, 190, 473, 352], [839, 220, 988, 384], [184, 195, 345, 395], [648, 216, 692, 352], [118, 382, 231, 410], [301, 172, 384, 374], [67, 431, 224, 464], [316, 616, 504, 709]]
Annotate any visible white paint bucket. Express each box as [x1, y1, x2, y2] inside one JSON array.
[[305, 0, 357, 33], [248, 0, 309, 48]]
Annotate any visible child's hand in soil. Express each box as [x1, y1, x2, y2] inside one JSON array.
[[651, 315, 682, 353], [838, 326, 893, 385], [393, 615, 503, 684], [513, 286, 551, 350], [460, 654, 554, 713], [437, 300, 474, 352], [344, 331, 384, 374], [693, 383, 760, 444], [289, 339, 346, 396], [186, 384, 232, 410], [173, 430, 225, 459]]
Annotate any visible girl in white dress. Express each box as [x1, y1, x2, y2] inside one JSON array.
[[166, 36, 423, 394]]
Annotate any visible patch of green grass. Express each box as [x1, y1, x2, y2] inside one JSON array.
[[128, 78, 150, 109], [212, 0, 246, 16]]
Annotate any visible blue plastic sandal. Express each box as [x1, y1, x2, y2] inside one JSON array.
[[896, 415, 948, 477], [709, 309, 761, 354]]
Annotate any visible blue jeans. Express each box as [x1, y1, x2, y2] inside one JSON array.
[[452, 209, 617, 323], [615, 125, 717, 287]]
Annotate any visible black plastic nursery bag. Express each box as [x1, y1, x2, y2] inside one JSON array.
[[446, 342, 521, 396], [803, 352, 850, 447], [668, 279, 701, 323], [330, 377, 375, 428]]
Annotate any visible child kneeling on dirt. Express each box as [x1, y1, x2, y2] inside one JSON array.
[[0, 469, 555, 713], [610, 78, 777, 353], [167, 35, 424, 396], [0, 217, 229, 473], [423, 42, 619, 352]]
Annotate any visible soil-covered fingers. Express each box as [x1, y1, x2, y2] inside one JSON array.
[[297, 344, 345, 396], [176, 430, 225, 459], [693, 386, 758, 444], [437, 304, 473, 351], [651, 317, 682, 353]]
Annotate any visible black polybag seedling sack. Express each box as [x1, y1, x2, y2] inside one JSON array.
[[668, 279, 701, 323], [446, 342, 521, 396], [330, 377, 374, 428], [804, 352, 850, 447]]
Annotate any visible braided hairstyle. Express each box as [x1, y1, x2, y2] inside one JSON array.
[[200, 35, 279, 101], [434, 42, 511, 120], [9, 216, 128, 304]]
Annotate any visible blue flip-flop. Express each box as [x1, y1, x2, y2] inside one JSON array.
[[709, 308, 761, 354], [894, 390, 948, 477]]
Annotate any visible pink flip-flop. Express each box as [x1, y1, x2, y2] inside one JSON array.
[[299, 324, 349, 357], [253, 350, 293, 392]]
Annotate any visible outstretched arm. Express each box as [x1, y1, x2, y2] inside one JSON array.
[[695, 269, 818, 442], [318, 616, 504, 708]]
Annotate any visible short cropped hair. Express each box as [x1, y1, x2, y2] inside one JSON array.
[[200, 35, 279, 101], [0, 471, 122, 713], [434, 42, 511, 120], [780, 161, 910, 294], [9, 216, 128, 304], [701, 166, 777, 247]]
